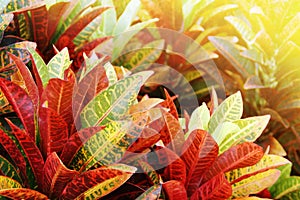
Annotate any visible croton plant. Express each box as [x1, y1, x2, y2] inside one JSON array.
[[0, 0, 299, 199]]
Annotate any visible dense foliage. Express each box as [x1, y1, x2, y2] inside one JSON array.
[[0, 0, 299, 199]]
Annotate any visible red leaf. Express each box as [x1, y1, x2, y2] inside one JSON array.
[[42, 152, 79, 198], [127, 127, 160, 153], [190, 174, 232, 200], [47, 1, 70, 39], [0, 188, 48, 200], [148, 146, 186, 184], [160, 109, 185, 155], [160, 88, 179, 119], [0, 129, 27, 184], [202, 142, 264, 184], [0, 78, 36, 141], [39, 107, 68, 158], [8, 53, 39, 107], [55, 6, 110, 49], [30, 6, 49, 50], [6, 119, 44, 189], [60, 126, 104, 165], [180, 130, 218, 196], [60, 166, 134, 199], [41, 78, 75, 130], [72, 63, 108, 130], [73, 37, 112, 69], [163, 180, 188, 200], [29, 51, 44, 97]]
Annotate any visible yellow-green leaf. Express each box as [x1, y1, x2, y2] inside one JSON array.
[[208, 91, 243, 134], [0, 176, 22, 189], [47, 47, 72, 80], [80, 71, 153, 128], [69, 121, 143, 172], [231, 169, 280, 198], [219, 115, 270, 153], [226, 154, 291, 184]]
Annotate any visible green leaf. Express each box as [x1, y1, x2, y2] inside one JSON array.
[[188, 102, 210, 133], [47, 47, 72, 80], [208, 91, 243, 135], [202, 4, 238, 25], [69, 121, 143, 172], [270, 176, 300, 199], [231, 169, 280, 198], [0, 0, 10, 13], [80, 71, 153, 128], [183, 0, 214, 31], [52, 0, 96, 43], [61, 164, 136, 199], [225, 16, 256, 46], [112, 18, 159, 60], [138, 161, 161, 185], [3, 0, 45, 13], [208, 36, 253, 78], [0, 13, 13, 42], [104, 62, 118, 86], [0, 156, 23, 184], [219, 115, 270, 154], [280, 12, 300, 45], [99, 0, 117, 36], [136, 184, 162, 200], [28, 48, 49, 87], [113, 0, 141, 35], [211, 122, 240, 146], [122, 39, 165, 70]]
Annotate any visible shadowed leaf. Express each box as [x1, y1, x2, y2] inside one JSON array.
[[163, 180, 187, 200], [30, 6, 48, 50], [0, 78, 35, 140], [0, 155, 23, 184], [6, 120, 44, 189], [0, 129, 27, 186]]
